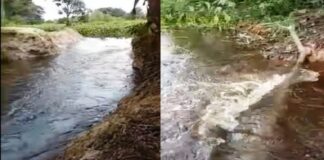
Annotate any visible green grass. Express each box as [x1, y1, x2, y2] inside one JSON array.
[[71, 20, 145, 37], [3, 19, 146, 37], [20, 23, 66, 32]]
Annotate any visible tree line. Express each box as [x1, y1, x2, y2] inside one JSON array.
[[1, 0, 146, 26], [2, 0, 44, 24]]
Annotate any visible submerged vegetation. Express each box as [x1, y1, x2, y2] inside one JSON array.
[[162, 0, 324, 30]]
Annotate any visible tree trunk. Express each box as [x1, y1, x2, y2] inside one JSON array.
[[1, 0, 5, 25], [66, 14, 70, 26], [147, 0, 160, 33]]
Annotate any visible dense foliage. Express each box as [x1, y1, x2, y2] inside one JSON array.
[[162, 0, 324, 29], [1, 0, 44, 25]]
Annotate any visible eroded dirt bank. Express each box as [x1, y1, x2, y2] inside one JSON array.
[[56, 31, 160, 160], [1, 27, 82, 62]]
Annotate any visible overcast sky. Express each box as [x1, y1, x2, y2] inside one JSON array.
[[32, 0, 147, 20]]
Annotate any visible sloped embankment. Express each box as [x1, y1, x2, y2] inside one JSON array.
[[57, 31, 160, 160], [1, 27, 82, 62]]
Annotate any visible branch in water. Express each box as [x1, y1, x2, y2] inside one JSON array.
[[287, 25, 304, 55], [276, 24, 310, 65]]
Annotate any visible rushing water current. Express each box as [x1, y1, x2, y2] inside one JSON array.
[[1, 38, 134, 160], [161, 32, 324, 160]]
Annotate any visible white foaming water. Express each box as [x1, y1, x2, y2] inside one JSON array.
[[161, 34, 310, 159], [73, 38, 132, 54], [197, 74, 287, 137]]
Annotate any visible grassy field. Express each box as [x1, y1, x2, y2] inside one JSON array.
[[5, 19, 146, 37]]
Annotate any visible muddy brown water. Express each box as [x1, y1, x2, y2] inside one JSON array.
[[1, 38, 134, 160], [161, 30, 324, 160], [273, 63, 324, 160]]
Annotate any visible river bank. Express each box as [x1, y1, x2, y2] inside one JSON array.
[[163, 9, 324, 65], [231, 9, 324, 63], [56, 29, 160, 160]]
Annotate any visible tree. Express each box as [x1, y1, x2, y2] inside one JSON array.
[[2, 0, 44, 24], [89, 10, 112, 22], [77, 8, 91, 22], [1, 0, 5, 25], [53, 0, 86, 26], [133, 0, 160, 33], [25, 5, 45, 24], [133, 7, 146, 19], [97, 7, 127, 17]]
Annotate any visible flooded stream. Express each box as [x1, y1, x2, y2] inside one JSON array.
[[161, 31, 324, 160], [1, 38, 134, 160]]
